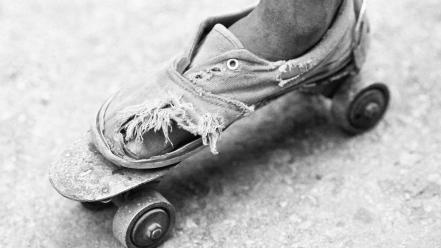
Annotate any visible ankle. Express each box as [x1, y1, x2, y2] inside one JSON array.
[[229, 0, 342, 61]]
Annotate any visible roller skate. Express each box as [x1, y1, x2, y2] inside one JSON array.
[[50, 0, 390, 247]]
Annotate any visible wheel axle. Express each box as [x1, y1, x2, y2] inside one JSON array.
[[112, 189, 175, 248], [363, 102, 381, 119], [147, 223, 163, 240]]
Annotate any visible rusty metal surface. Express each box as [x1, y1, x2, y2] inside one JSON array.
[[49, 132, 172, 202]]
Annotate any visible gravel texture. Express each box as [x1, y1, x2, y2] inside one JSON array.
[[1, 0, 441, 247]]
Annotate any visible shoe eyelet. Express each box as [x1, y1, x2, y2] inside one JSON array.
[[227, 59, 239, 71]]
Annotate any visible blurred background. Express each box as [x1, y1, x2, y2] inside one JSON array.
[[1, 0, 441, 247]]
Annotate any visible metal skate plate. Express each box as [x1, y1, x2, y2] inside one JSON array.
[[49, 132, 174, 202]]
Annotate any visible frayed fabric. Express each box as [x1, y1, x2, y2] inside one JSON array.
[[117, 96, 192, 145], [277, 60, 313, 87], [117, 95, 225, 155], [186, 65, 225, 84], [194, 113, 224, 154]]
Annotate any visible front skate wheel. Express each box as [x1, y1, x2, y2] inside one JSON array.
[[332, 79, 390, 134], [113, 189, 175, 248]]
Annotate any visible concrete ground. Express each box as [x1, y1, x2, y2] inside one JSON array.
[[1, 0, 441, 247]]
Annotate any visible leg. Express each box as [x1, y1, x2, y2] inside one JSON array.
[[230, 0, 343, 61]]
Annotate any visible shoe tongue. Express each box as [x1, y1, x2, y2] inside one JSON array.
[[189, 24, 244, 68]]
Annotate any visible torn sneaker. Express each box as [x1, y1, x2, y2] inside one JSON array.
[[92, 0, 370, 169]]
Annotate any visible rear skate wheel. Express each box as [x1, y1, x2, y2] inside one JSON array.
[[113, 189, 175, 248], [81, 200, 113, 211], [332, 78, 390, 134]]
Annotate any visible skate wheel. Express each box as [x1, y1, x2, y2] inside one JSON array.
[[332, 81, 390, 134], [81, 200, 113, 211], [113, 190, 175, 248]]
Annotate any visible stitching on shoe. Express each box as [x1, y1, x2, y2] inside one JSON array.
[[167, 64, 255, 114]]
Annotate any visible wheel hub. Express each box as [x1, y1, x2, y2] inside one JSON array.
[[147, 223, 163, 240], [131, 208, 170, 247], [363, 102, 381, 119], [348, 88, 388, 130]]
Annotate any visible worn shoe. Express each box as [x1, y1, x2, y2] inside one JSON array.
[[92, 0, 370, 169]]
